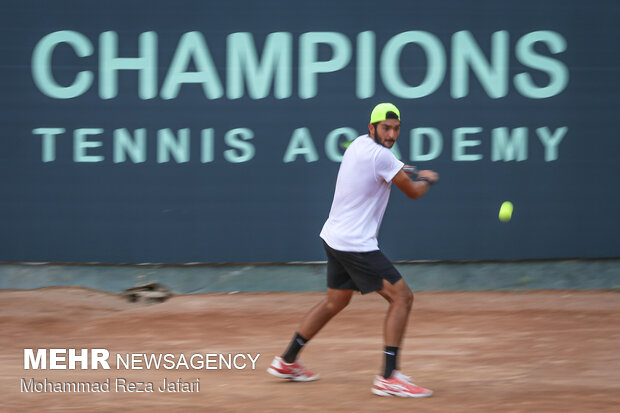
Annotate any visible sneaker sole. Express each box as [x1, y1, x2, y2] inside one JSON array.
[[267, 367, 319, 382], [372, 387, 433, 398]]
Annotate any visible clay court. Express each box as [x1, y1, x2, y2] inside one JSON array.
[[1, 287, 619, 412]]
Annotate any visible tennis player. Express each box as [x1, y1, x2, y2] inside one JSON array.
[[268, 103, 438, 397]]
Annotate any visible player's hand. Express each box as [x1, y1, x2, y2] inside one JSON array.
[[417, 170, 439, 185]]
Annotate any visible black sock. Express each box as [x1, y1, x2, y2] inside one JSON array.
[[383, 346, 399, 378], [282, 332, 308, 363]]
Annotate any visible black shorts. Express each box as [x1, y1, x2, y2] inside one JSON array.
[[323, 241, 402, 294]]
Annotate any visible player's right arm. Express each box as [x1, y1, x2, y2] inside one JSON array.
[[392, 168, 439, 199]]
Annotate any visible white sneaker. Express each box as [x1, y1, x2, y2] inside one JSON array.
[[267, 356, 320, 382], [372, 370, 433, 397]]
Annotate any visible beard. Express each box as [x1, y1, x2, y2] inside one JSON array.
[[373, 131, 395, 148]]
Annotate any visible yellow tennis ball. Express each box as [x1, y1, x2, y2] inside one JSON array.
[[499, 201, 514, 222]]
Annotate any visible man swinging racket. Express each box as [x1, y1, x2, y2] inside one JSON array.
[[268, 103, 439, 397]]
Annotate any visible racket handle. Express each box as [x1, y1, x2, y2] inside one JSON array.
[[403, 166, 419, 177]]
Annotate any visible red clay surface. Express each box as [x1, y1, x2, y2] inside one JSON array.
[[1, 288, 619, 412]]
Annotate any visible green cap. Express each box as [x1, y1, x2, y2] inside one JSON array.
[[370, 103, 400, 124]]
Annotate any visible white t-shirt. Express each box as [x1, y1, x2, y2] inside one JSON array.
[[320, 134, 404, 252]]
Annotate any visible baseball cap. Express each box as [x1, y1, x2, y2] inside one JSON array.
[[370, 103, 400, 124]]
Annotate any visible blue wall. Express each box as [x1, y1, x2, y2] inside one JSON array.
[[1, 1, 619, 263]]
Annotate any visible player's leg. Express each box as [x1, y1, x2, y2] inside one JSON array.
[[374, 278, 412, 379], [267, 288, 352, 381], [268, 241, 356, 382], [372, 278, 432, 397], [376, 278, 413, 348], [282, 244, 356, 362], [298, 287, 353, 340], [279, 288, 353, 363]]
